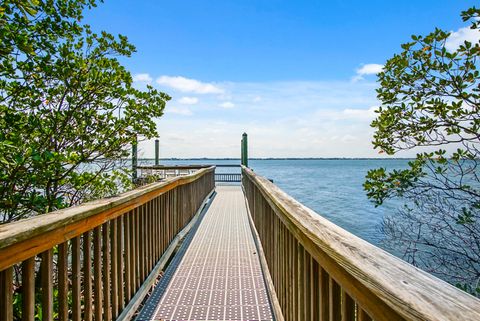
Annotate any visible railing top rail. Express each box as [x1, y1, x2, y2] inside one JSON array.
[[241, 165, 480, 321], [0, 166, 215, 268], [215, 164, 241, 167], [137, 165, 212, 170]]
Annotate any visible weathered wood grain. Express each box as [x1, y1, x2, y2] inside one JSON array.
[[22, 257, 35, 321], [0, 167, 215, 271], [0, 166, 214, 321], [83, 231, 93, 321], [41, 250, 53, 321], [242, 166, 480, 321], [58, 243, 68, 321], [72, 236, 81, 321]]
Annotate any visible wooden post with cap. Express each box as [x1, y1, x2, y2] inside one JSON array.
[[241, 133, 248, 167], [155, 139, 159, 166]]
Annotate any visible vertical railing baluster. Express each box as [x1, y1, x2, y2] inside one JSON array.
[[72, 236, 81, 321], [304, 250, 311, 320], [130, 209, 136, 295], [139, 205, 145, 283], [298, 245, 305, 320], [84, 231, 93, 321], [111, 218, 119, 318], [329, 277, 341, 321], [0, 266, 13, 321], [341, 289, 356, 321], [117, 216, 125, 311], [103, 222, 111, 321], [58, 243, 68, 321], [311, 258, 319, 321], [124, 214, 131, 304], [135, 207, 140, 291], [41, 249, 53, 321], [320, 268, 329, 321], [94, 227, 103, 321], [22, 258, 35, 321]]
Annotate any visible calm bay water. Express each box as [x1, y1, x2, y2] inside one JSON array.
[[141, 159, 410, 251]]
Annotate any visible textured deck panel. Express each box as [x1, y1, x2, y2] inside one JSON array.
[[139, 185, 274, 321]]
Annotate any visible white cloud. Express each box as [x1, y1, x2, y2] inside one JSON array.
[[178, 96, 199, 105], [253, 96, 262, 102], [445, 26, 480, 51], [352, 64, 383, 82], [342, 106, 378, 120], [165, 106, 193, 116], [132, 73, 153, 84], [135, 80, 389, 158], [219, 101, 235, 108], [156, 75, 224, 94]]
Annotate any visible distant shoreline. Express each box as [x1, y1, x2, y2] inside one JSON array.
[[135, 157, 416, 161]]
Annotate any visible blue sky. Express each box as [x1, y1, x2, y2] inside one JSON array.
[[85, 1, 479, 158]]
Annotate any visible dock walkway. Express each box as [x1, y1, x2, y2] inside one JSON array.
[[136, 185, 274, 321]]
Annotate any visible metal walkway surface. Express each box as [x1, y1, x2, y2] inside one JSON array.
[[136, 185, 274, 321]]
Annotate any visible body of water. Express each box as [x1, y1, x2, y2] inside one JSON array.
[[140, 159, 410, 252]]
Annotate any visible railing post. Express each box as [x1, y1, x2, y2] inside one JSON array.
[[132, 136, 138, 182], [155, 139, 159, 166], [242, 132, 248, 167], [241, 136, 244, 166]]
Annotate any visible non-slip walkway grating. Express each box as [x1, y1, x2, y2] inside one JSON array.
[[137, 185, 274, 321]]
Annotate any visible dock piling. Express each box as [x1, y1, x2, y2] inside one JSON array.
[[155, 139, 159, 166], [241, 132, 248, 167]]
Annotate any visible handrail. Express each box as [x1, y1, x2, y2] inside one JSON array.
[[136, 165, 211, 170], [0, 166, 215, 320], [241, 165, 480, 321]]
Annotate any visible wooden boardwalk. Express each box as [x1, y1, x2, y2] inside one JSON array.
[[136, 185, 274, 321]]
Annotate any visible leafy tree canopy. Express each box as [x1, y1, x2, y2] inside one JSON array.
[[0, 0, 170, 222], [365, 7, 480, 294]]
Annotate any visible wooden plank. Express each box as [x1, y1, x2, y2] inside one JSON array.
[[154, 197, 159, 261], [304, 250, 311, 321], [148, 202, 153, 270], [22, 257, 35, 321], [319, 267, 329, 321], [298, 245, 305, 320], [289, 230, 295, 321], [341, 289, 355, 321], [124, 214, 131, 303], [0, 167, 215, 271], [57, 243, 68, 321], [117, 216, 125, 311], [72, 236, 81, 321], [0, 267, 13, 321], [135, 207, 140, 291], [111, 219, 119, 318], [102, 222, 111, 321], [139, 206, 145, 283], [94, 227, 103, 321], [329, 277, 341, 321], [84, 231, 93, 321], [242, 166, 480, 321], [311, 258, 320, 321], [244, 188, 285, 321], [41, 249, 53, 321], [130, 209, 136, 295]]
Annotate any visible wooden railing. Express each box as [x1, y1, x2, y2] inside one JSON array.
[[242, 166, 480, 321], [136, 165, 210, 181], [0, 166, 215, 321], [215, 173, 242, 182]]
